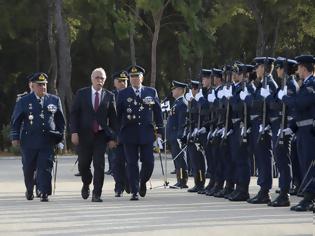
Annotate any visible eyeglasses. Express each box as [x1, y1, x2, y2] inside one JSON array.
[[94, 76, 105, 80]]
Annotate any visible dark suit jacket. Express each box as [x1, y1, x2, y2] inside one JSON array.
[[70, 87, 118, 143]]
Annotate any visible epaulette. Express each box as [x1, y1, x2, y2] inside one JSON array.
[[16, 92, 28, 102]]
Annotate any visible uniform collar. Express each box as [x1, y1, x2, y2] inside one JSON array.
[[176, 95, 184, 101], [303, 74, 313, 84]]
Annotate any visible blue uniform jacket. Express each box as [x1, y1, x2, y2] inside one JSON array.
[[117, 86, 163, 144], [10, 92, 65, 149], [166, 96, 187, 141]]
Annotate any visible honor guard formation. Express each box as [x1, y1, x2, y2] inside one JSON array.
[[10, 55, 315, 212]]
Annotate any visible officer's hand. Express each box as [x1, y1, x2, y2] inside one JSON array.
[[277, 86, 287, 100], [260, 85, 271, 98], [12, 140, 20, 147], [71, 133, 79, 146], [240, 87, 249, 101], [108, 140, 117, 149]]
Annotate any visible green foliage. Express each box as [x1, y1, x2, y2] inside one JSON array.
[[0, 0, 315, 152]]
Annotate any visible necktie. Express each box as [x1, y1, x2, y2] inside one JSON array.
[[135, 89, 140, 97], [93, 92, 99, 133], [94, 92, 99, 111]]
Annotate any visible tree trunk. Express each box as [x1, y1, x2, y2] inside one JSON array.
[[150, 0, 170, 87], [246, 0, 265, 56], [271, 17, 280, 57], [55, 0, 72, 149], [47, 0, 58, 95], [129, 6, 138, 66]]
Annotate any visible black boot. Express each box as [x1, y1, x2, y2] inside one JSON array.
[[290, 193, 314, 212], [229, 184, 249, 201], [206, 182, 223, 196], [188, 171, 204, 193], [199, 179, 214, 194], [247, 189, 271, 204], [268, 190, 290, 207], [169, 170, 181, 189], [179, 169, 189, 189], [214, 182, 234, 198]]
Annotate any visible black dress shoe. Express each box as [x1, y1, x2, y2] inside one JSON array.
[[290, 199, 314, 212], [104, 170, 113, 175], [198, 189, 206, 194], [275, 189, 281, 194], [115, 192, 123, 197], [35, 188, 41, 198], [124, 184, 130, 194], [130, 193, 139, 201], [247, 190, 271, 204], [81, 185, 90, 200], [74, 172, 81, 177], [206, 186, 222, 196], [268, 193, 290, 207], [40, 194, 49, 202], [25, 191, 34, 200], [289, 186, 298, 195], [187, 185, 203, 193], [92, 195, 103, 202], [170, 170, 176, 174], [139, 182, 147, 197], [229, 191, 250, 201], [169, 182, 180, 189]]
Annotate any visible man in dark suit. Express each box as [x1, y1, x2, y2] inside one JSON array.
[[11, 72, 65, 202], [70, 67, 118, 202], [116, 65, 163, 200]]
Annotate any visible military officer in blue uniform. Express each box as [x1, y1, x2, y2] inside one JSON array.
[[166, 80, 189, 189], [185, 80, 206, 193], [226, 63, 251, 201], [116, 65, 163, 200], [278, 55, 315, 211], [267, 57, 299, 207], [240, 57, 277, 204], [206, 69, 225, 196], [10, 72, 65, 202], [111, 70, 129, 197]]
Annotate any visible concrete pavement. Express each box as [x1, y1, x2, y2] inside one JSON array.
[[0, 156, 313, 236]]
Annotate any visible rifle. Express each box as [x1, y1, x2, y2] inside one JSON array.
[[220, 65, 232, 146], [241, 67, 248, 144], [257, 57, 269, 143], [275, 58, 288, 147], [207, 72, 215, 145]]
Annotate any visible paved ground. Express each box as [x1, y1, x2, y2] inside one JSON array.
[[0, 156, 313, 236]]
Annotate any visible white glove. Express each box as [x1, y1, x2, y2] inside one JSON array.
[[225, 86, 233, 98], [217, 128, 225, 136], [217, 89, 224, 99], [198, 127, 206, 135], [207, 131, 212, 140], [195, 89, 203, 101], [260, 85, 270, 98], [157, 137, 163, 149], [192, 128, 198, 137], [283, 127, 293, 135], [185, 90, 193, 101], [240, 87, 249, 101], [212, 128, 219, 137], [259, 124, 264, 133], [247, 127, 251, 134], [57, 143, 64, 150], [207, 90, 216, 103], [277, 86, 287, 100], [226, 129, 233, 136]]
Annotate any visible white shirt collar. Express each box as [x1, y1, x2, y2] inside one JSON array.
[[91, 86, 101, 95], [132, 85, 142, 92]]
